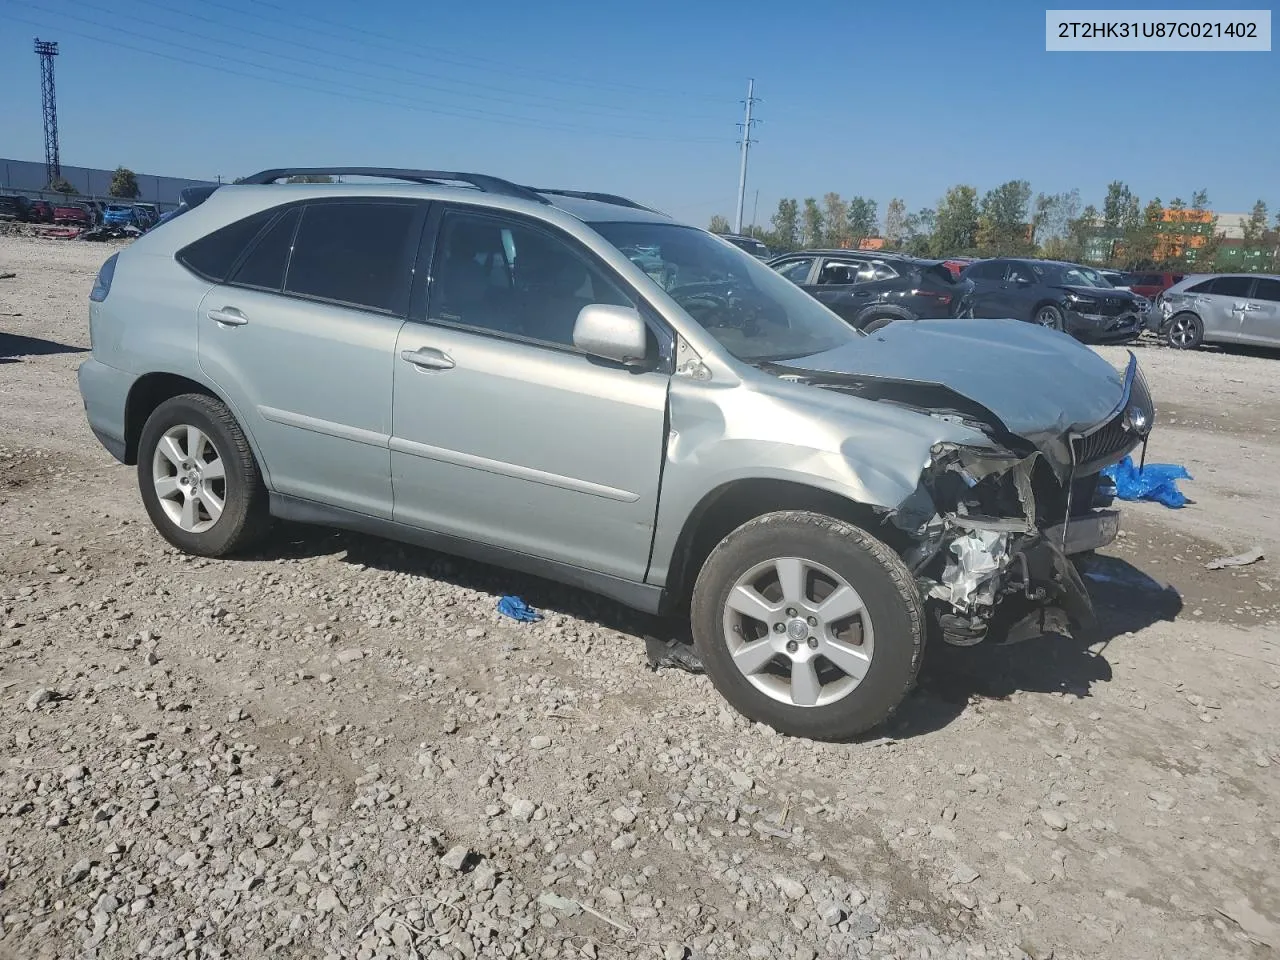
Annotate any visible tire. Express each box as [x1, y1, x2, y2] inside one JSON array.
[[691, 511, 923, 741], [1164, 312, 1203, 350], [136, 393, 270, 557], [1034, 305, 1064, 330], [861, 315, 898, 334]]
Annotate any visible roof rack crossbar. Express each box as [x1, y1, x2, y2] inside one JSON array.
[[237, 168, 550, 204], [527, 188, 659, 214]]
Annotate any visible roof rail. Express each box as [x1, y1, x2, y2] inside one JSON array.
[[237, 167, 550, 204], [528, 188, 661, 214]]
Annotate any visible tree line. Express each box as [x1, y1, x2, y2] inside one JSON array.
[[712, 181, 1280, 272]]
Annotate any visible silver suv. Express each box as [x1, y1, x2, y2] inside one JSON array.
[[1156, 273, 1280, 350], [77, 167, 1156, 741]]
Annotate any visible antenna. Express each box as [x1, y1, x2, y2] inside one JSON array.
[[34, 39, 61, 186]]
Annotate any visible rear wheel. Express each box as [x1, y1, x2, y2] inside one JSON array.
[[1165, 312, 1203, 349], [1034, 305, 1064, 330], [137, 393, 270, 557], [691, 511, 923, 741], [861, 314, 899, 334]]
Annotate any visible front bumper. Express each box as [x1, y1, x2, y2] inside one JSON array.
[[1064, 308, 1143, 344]]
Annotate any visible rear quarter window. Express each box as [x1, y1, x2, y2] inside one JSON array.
[[176, 209, 278, 282]]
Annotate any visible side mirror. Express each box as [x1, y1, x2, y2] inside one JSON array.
[[573, 304, 648, 367]]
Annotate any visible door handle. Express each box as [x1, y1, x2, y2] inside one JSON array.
[[207, 307, 248, 326], [400, 347, 455, 371]]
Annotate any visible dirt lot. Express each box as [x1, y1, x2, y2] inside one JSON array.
[[2, 234, 1278, 960]]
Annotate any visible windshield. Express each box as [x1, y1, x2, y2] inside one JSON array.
[[1058, 265, 1114, 288], [591, 221, 857, 362]]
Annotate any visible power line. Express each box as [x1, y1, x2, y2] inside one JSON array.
[[7, 7, 722, 144], [113, 0, 725, 124], [209, 0, 730, 104]]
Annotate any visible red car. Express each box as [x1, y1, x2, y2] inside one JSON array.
[[1125, 271, 1183, 299], [941, 257, 977, 280], [53, 203, 93, 227]]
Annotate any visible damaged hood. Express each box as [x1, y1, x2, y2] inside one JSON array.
[[775, 318, 1126, 447]]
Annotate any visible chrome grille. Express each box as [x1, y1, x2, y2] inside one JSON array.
[[1072, 414, 1133, 467]]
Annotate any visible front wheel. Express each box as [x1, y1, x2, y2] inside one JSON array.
[[137, 393, 270, 557], [1034, 305, 1064, 330], [691, 511, 923, 741]]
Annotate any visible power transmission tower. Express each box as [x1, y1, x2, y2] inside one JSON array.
[[34, 39, 60, 185], [733, 79, 760, 235]]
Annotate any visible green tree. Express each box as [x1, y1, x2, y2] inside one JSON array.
[[1031, 190, 1080, 251], [48, 177, 78, 195], [822, 192, 848, 247], [1122, 197, 1164, 268], [1189, 189, 1220, 269], [930, 185, 979, 257], [708, 214, 731, 234], [845, 196, 878, 245], [976, 179, 1032, 256], [883, 198, 907, 248], [109, 166, 140, 199], [902, 207, 935, 257], [1062, 204, 1099, 262], [1102, 180, 1140, 232], [801, 198, 824, 248], [769, 198, 799, 252], [1241, 200, 1268, 243]]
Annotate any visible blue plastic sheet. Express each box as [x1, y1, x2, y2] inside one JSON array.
[[1101, 455, 1191, 509], [496, 595, 542, 622]]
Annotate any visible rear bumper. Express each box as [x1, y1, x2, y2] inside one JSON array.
[[77, 358, 136, 464]]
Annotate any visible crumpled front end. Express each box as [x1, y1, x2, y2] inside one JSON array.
[[893, 354, 1155, 646]]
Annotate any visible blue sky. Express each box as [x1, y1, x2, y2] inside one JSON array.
[[2, 0, 1277, 225]]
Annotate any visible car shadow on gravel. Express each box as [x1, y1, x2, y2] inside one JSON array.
[[886, 555, 1184, 740], [0, 331, 90, 363], [255, 522, 677, 639]]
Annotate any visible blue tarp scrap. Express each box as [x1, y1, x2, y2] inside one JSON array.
[[496, 595, 542, 622], [1101, 455, 1192, 509]]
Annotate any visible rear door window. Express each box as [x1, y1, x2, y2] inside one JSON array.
[[818, 261, 863, 284], [283, 201, 424, 316], [1209, 276, 1255, 298], [773, 258, 816, 283], [1186, 279, 1215, 293]]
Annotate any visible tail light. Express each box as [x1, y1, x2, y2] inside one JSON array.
[[89, 253, 119, 303]]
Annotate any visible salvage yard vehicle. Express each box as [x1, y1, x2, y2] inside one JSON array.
[[1155, 273, 1280, 350], [102, 204, 147, 229], [962, 258, 1148, 344], [53, 202, 93, 227], [768, 249, 975, 331], [0, 194, 31, 222], [77, 167, 1156, 741], [718, 233, 772, 260]]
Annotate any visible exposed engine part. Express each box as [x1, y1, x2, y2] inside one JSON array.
[[930, 528, 1010, 611], [939, 612, 988, 647]]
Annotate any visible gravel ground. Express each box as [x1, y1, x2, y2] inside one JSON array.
[[2, 235, 1279, 960]]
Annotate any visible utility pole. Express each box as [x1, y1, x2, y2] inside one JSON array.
[[34, 39, 60, 186], [733, 78, 760, 235]]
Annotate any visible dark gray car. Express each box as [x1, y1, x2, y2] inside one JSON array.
[[962, 258, 1148, 344]]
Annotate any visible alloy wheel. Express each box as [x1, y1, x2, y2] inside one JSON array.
[[151, 423, 227, 533], [1169, 315, 1197, 347], [721, 556, 875, 708]]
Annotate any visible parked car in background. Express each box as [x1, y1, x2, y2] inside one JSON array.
[[1127, 271, 1183, 300], [0, 195, 31, 222], [718, 233, 772, 260], [25, 199, 55, 223], [103, 204, 147, 229], [76, 165, 1155, 741], [53, 203, 94, 227], [768, 250, 975, 331], [134, 203, 161, 228], [1098, 269, 1130, 289], [1155, 273, 1280, 350], [961, 258, 1147, 343]]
